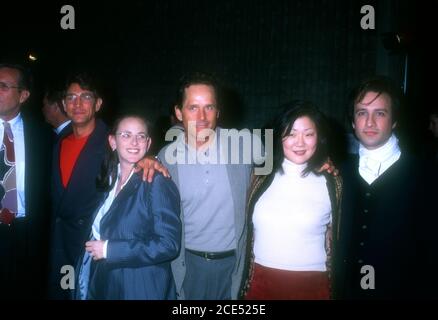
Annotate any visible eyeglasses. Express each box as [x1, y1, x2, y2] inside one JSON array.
[[64, 92, 96, 103], [116, 131, 149, 143], [0, 82, 22, 92]]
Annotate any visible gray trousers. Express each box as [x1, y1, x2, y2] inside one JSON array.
[[183, 250, 236, 300]]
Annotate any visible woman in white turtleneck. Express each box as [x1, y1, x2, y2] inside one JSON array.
[[239, 101, 342, 300]]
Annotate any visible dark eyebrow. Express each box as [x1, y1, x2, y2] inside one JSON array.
[[66, 91, 94, 95], [120, 130, 147, 134], [291, 128, 315, 131]]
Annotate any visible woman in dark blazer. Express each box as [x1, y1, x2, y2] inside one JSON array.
[[78, 114, 181, 300]]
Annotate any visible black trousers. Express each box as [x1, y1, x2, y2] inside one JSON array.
[[0, 218, 48, 299]]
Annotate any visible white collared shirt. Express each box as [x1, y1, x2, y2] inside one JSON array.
[[55, 120, 71, 135], [1, 113, 25, 217], [92, 165, 135, 258], [358, 134, 401, 185]]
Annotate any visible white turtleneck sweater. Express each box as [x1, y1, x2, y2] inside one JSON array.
[[252, 159, 332, 271], [358, 134, 401, 185]]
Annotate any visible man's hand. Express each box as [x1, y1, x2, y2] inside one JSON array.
[[85, 240, 105, 261], [135, 156, 170, 182], [318, 158, 339, 176]]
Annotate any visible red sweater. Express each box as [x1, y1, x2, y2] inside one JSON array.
[[60, 133, 90, 187]]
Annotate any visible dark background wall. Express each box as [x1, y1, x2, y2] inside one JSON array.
[[2, 0, 434, 156]]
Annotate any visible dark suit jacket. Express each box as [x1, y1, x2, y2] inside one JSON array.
[[0, 111, 52, 299], [48, 119, 108, 299], [87, 173, 181, 300], [334, 153, 437, 299], [52, 121, 72, 143]]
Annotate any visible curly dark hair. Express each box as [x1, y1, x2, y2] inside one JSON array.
[[64, 71, 102, 99]]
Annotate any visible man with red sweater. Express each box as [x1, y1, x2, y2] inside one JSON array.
[[48, 72, 109, 299]]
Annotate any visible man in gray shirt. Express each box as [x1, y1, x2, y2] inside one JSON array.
[[158, 72, 254, 299]]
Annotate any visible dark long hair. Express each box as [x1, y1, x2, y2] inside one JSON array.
[[247, 101, 330, 238], [271, 100, 329, 178], [96, 114, 150, 192]]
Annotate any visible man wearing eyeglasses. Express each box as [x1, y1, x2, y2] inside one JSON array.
[[0, 63, 52, 299], [48, 72, 106, 300]]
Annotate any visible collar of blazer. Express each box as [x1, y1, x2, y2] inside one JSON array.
[[99, 171, 144, 227]]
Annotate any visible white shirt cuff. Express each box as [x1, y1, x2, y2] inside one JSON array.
[[103, 240, 108, 259]]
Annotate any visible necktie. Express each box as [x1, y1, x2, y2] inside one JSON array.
[[0, 122, 17, 225]]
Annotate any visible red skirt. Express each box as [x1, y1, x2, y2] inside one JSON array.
[[245, 263, 330, 300]]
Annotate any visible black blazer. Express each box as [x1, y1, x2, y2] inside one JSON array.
[[0, 111, 52, 299], [334, 153, 437, 299], [48, 119, 108, 299]]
